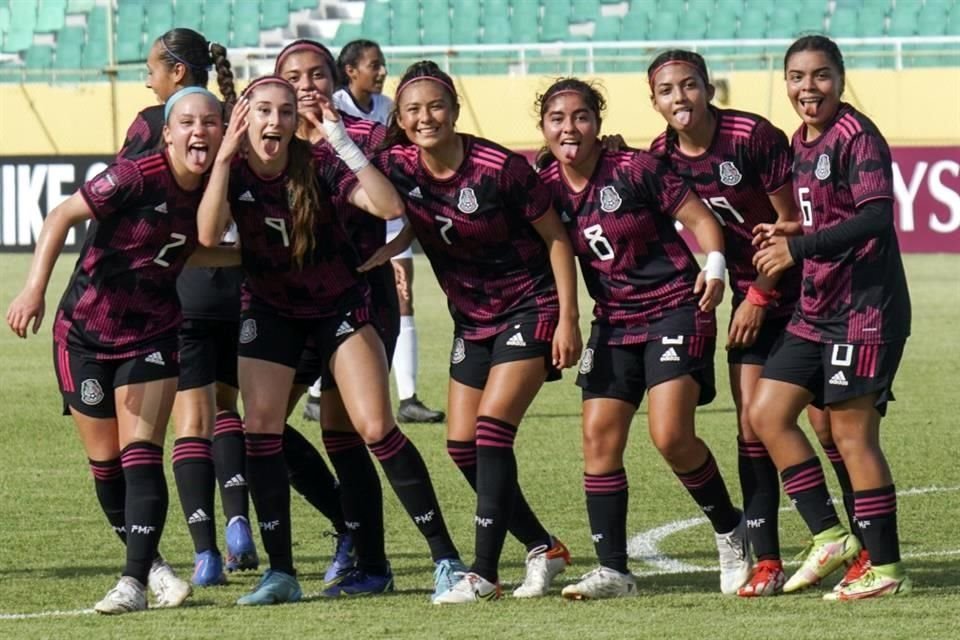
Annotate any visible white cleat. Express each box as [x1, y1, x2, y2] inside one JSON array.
[[561, 566, 638, 600], [148, 558, 193, 608], [716, 516, 752, 595], [94, 576, 147, 615], [433, 572, 501, 604], [512, 539, 572, 598]]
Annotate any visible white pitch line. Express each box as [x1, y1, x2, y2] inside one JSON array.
[[0, 608, 94, 621]]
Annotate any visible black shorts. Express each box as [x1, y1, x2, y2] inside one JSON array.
[[177, 319, 240, 391], [294, 266, 400, 389], [726, 314, 791, 366], [53, 342, 180, 419], [761, 333, 904, 417], [577, 332, 716, 407], [240, 304, 373, 372], [449, 320, 560, 390]]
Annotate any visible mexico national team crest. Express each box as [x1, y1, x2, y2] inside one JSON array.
[[457, 187, 479, 214], [718, 161, 742, 186], [90, 170, 119, 198], [451, 337, 466, 364], [80, 379, 105, 406], [579, 348, 594, 374], [599, 186, 622, 212], [815, 153, 831, 180], [239, 318, 257, 344]]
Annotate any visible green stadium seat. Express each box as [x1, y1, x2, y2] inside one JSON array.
[[887, 8, 919, 36], [144, 2, 173, 45], [795, 8, 826, 34], [949, 10, 960, 36], [917, 7, 949, 35], [570, 0, 600, 24], [25, 44, 54, 69], [262, 0, 290, 30], [67, 0, 96, 13], [828, 7, 858, 37], [593, 16, 621, 40], [708, 13, 739, 39], [479, 50, 517, 73], [36, 0, 67, 34], [737, 11, 766, 38], [450, 57, 480, 75], [649, 11, 680, 40], [87, 6, 108, 40], [451, 23, 480, 43], [3, 2, 36, 53], [714, 0, 744, 19], [766, 7, 799, 38], [483, 0, 509, 16], [423, 16, 452, 44], [54, 26, 84, 67], [81, 39, 108, 69], [291, 0, 318, 8], [333, 21, 364, 45], [0, 8, 10, 36], [202, 0, 231, 47], [481, 12, 510, 43], [234, 10, 263, 47], [174, 0, 203, 31], [363, 0, 391, 32], [627, 0, 657, 21], [620, 9, 648, 39], [115, 3, 144, 62], [541, 3, 571, 42]]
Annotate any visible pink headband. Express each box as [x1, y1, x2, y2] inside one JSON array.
[[546, 88, 588, 101], [274, 41, 336, 75], [241, 75, 296, 99], [395, 75, 457, 101], [647, 60, 707, 91]]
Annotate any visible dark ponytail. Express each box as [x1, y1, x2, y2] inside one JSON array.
[[336, 39, 382, 88], [156, 28, 236, 118], [784, 35, 846, 96], [646, 49, 710, 155], [533, 77, 606, 170], [380, 60, 459, 151]]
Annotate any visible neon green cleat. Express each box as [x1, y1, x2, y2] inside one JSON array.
[[823, 564, 911, 601], [783, 526, 861, 593]]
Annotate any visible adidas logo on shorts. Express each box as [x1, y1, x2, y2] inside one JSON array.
[[335, 321, 354, 337], [188, 509, 211, 524], [829, 371, 849, 386], [223, 474, 246, 488], [145, 351, 165, 366], [506, 332, 526, 347], [659, 347, 680, 362]]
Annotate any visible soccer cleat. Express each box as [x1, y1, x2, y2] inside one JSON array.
[[321, 567, 394, 597], [513, 538, 572, 598], [561, 566, 638, 600], [225, 517, 259, 572], [192, 550, 227, 586], [783, 526, 861, 594], [94, 576, 147, 615], [431, 557, 468, 603], [737, 559, 786, 597], [236, 569, 303, 606], [396, 395, 446, 424], [147, 558, 193, 608], [323, 533, 358, 586], [302, 398, 321, 422], [715, 516, 752, 595], [833, 548, 871, 592], [433, 572, 502, 604], [823, 565, 911, 601]]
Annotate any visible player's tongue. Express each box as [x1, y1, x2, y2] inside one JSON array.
[[803, 99, 821, 118], [560, 141, 579, 161], [263, 134, 281, 155], [674, 109, 692, 126], [187, 144, 208, 166]]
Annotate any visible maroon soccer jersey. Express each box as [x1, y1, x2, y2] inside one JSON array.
[[228, 146, 367, 319], [54, 151, 201, 358], [375, 135, 558, 340], [788, 103, 910, 344], [118, 105, 165, 159], [651, 108, 800, 319], [539, 150, 716, 345]]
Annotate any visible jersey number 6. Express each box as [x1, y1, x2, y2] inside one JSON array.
[[798, 187, 814, 227]]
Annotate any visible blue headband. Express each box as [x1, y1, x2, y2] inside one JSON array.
[[164, 86, 218, 121]]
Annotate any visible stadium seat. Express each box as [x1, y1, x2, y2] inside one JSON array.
[[482, 13, 511, 44], [24, 44, 55, 69], [828, 7, 858, 37], [714, 0, 744, 19], [510, 1, 540, 44], [291, 0, 319, 9], [887, 6, 919, 36], [541, 3, 571, 42], [234, 4, 264, 47], [53, 25, 84, 70], [649, 11, 680, 40], [678, 5, 710, 40], [423, 16, 452, 44], [708, 13, 739, 40], [737, 11, 767, 38], [67, 0, 96, 13], [593, 15, 621, 40], [82, 38, 108, 70], [570, 0, 600, 24], [333, 21, 364, 45], [262, 0, 290, 30], [917, 6, 949, 35], [202, 0, 231, 49], [115, 3, 144, 62], [36, 0, 68, 34], [620, 9, 648, 40], [3, 2, 36, 53], [0, 7, 10, 37], [144, 2, 174, 47]]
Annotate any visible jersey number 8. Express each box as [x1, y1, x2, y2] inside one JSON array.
[[584, 224, 615, 261]]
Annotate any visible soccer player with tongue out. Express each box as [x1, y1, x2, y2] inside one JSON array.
[[749, 35, 912, 601]]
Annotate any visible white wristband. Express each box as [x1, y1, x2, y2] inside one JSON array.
[[704, 251, 726, 281], [322, 117, 370, 173]]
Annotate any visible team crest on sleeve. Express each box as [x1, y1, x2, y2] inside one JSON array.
[[599, 186, 622, 213], [239, 319, 258, 344], [90, 171, 119, 198], [579, 348, 594, 374], [451, 337, 466, 364], [718, 161, 742, 186], [815, 153, 831, 180], [80, 379, 105, 406], [457, 187, 479, 214]]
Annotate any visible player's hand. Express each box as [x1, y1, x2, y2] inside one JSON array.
[[753, 235, 795, 277], [552, 316, 582, 369], [392, 261, 410, 302], [219, 98, 249, 161], [727, 301, 765, 350], [600, 134, 627, 152], [300, 110, 328, 144], [6, 287, 45, 338], [694, 271, 724, 312], [315, 94, 340, 125], [752, 221, 803, 247]]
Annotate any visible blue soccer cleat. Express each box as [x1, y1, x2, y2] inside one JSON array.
[[225, 517, 259, 572], [236, 569, 302, 606], [322, 567, 394, 597], [192, 550, 227, 586], [323, 533, 358, 586], [431, 558, 468, 603]]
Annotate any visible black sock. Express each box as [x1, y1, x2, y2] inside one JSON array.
[[822, 443, 862, 545], [781, 457, 840, 536], [172, 437, 217, 554], [854, 485, 900, 566], [213, 411, 248, 522], [246, 433, 294, 575], [674, 447, 741, 534], [738, 438, 781, 560], [121, 442, 168, 585], [89, 457, 127, 544], [369, 426, 458, 563], [283, 425, 346, 533], [584, 469, 629, 574], [471, 416, 519, 583], [323, 430, 388, 574]]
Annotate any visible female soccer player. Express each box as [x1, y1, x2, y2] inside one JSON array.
[[198, 76, 464, 605], [7, 88, 234, 614], [121, 26, 259, 587], [750, 35, 911, 600], [369, 61, 581, 604], [647, 50, 866, 596], [331, 40, 445, 425], [535, 77, 750, 598]]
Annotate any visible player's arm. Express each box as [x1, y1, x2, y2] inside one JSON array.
[[198, 99, 249, 247], [186, 244, 242, 268], [532, 207, 582, 369], [6, 193, 94, 338], [358, 222, 415, 272], [672, 193, 726, 313]]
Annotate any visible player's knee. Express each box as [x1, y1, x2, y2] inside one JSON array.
[[581, 425, 623, 466], [651, 429, 696, 466]]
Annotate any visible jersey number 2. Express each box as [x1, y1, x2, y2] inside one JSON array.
[[153, 233, 187, 267]]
